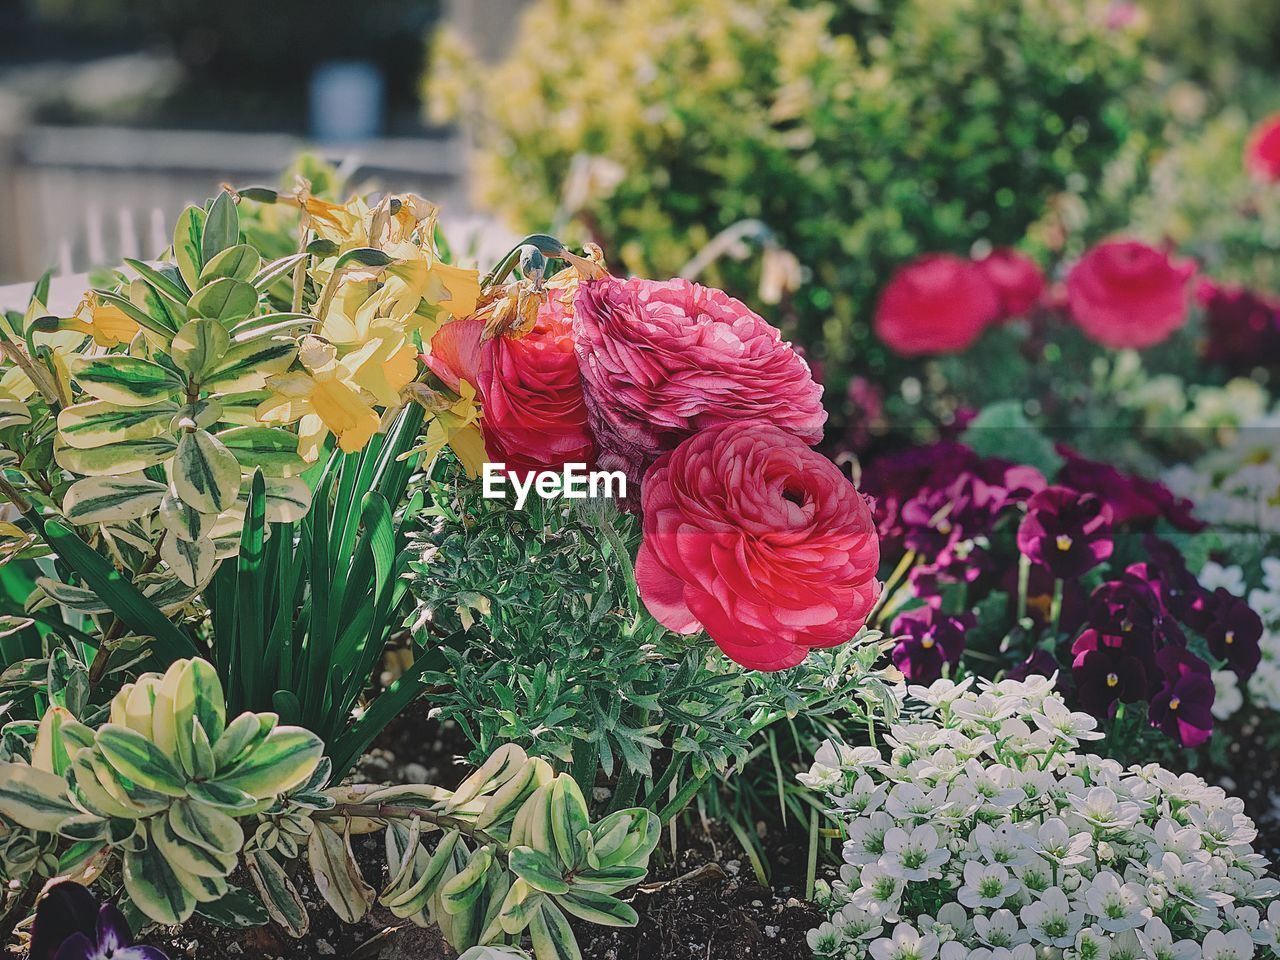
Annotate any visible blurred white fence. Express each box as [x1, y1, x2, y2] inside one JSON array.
[[0, 123, 513, 287]]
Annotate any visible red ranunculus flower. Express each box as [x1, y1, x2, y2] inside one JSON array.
[[573, 277, 826, 486], [1065, 240, 1195, 349], [874, 254, 1001, 356], [477, 299, 595, 476], [423, 317, 484, 393], [976, 248, 1045, 319], [636, 423, 880, 671], [1246, 113, 1280, 183]]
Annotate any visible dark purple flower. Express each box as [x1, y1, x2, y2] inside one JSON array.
[[890, 607, 972, 683], [1198, 279, 1280, 373], [1056, 446, 1205, 533], [1007, 648, 1064, 686], [1205, 588, 1264, 680], [1148, 646, 1215, 748], [29, 882, 168, 960], [1070, 630, 1150, 719], [1131, 535, 1214, 630], [1016, 486, 1114, 579], [1087, 579, 1168, 652], [860, 441, 980, 555]]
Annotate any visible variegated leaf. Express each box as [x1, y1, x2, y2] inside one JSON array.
[[248, 850, 309, 937], [158, 491, 216, 543], [0, 398, 32, 429], [57, 399, 177, 450], [307, 821, 375, 924], [217, 391, 272, 426], [55, 436, 177, 476], [63, 473, 167, 526], [200, 244, 261, 285], [217, 426, 306, 477], [174, 205, 207, 292], [160, 532, 216, 587], [203, 337, 298, 393], [213, 726, 323, 798], [95, 724, 188, 797], [189, 278, 258, 325], [124, 836, 199, 924], [173, 429, 241, 513], [68, 356, 184, 407], [171, 319, 231, 380], [169, 798, 243, 857], [0, 761, 78, 831]]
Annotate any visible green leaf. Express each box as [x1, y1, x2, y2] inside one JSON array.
[[124, 838, 198, 924], [216, 426, 306, 477], [172, 319, 232, 379], [94, 289, 178, 338], [125, 258, 193, 308], [174, 656, 228, 762], [529, 902, 582, 960], [168, 798, 244, 856], [184, 779, 258, 812], [173, 428, 242, 514], [174, 206, 207, 291], [200, 244, 262, 285], [160, 535, 216, 588], [202, 191, 240, 265], [555, 888, 638, 928], [334, 247, 393, 270], [158, 491, 216, 543], [194, 885, 269, 929], [95, 724, 188, 796], [550, 777, 590, 870], [57, 399, 177, 450], [247, 850, 309, 937], [509, 847, 570, 896], [64, 473, 168, 525], [306, 822, 374, 923], [55, 436, 177, 476], [151, 812, 237, 878], [213, 726, 323, 798], [440, 844, 494, 915], [29, 518, 196, 662], [203, 336, 298, 393], [0, 761, 78, 831], [960, 400, 1063, 478], [189, 278, 258, 325], [68, 356, 183, 407]]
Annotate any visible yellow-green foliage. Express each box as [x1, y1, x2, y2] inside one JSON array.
[[433, 0, 1155, 375]]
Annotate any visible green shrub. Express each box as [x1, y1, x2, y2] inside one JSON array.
[[432, 0, 1157, 385]]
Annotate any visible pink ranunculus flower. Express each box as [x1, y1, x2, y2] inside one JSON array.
[[1065, 239, 1195, 349], [874, 254, 1001, 356], [636, 422, 880, 671], [976, 248, 1045, 319], [478, 298, 595, 476], [572, 277, 826, 487], [1246, 113, 1280, 183]]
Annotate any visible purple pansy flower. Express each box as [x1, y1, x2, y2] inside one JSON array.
[[1055, 446, 1205, 533], [890, 606, 972, 683], [1204, 588, 1264, 680], [1007, 648, 1064, 686], [1070, 630, 1150, 719], [1148, 646, 1215, 748], [1016, 486, 1114, 579], [29, 882, 168, 960]]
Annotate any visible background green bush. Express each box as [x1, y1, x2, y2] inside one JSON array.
[[432, 0, 1159, 399]]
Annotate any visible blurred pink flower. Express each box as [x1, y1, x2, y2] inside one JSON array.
[[1246, 113, 1280, 183], [1066, 239, 1195, 349], [874, 254, 1001, 356]]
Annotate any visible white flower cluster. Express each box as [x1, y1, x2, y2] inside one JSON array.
[[802, 676, 1279, 960]]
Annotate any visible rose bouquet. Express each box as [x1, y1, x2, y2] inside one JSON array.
[[802, 676, 1279, 960]]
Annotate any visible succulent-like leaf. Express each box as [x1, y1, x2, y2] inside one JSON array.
[[173, 428, 241, 514], [151, 812, 237, 879], [528, 901, 581, 960], [307, 821, 374, 923], [0, 761, 78, 831], [94, 724, 188, 798], [247, 850, 309, 938], [68, 356, 183, 407], [189, 279, 258, 325], [555, 889, 638, 928], [54, 437, 177, 476], [212, 726, 323, 798], [171, 319, 232, 380], [550, 777, 589, 871], [174, 205, 207, 291], [508, 847, 569, 896], [63, 474, 168, 526], [123, 837, 198, 924], [57, 399, 177, 450], [202, 336, 298, 393], [168, 798, 243, 857], [440, 844, 494, 916], [200, 244, 261, 285], [202, 191, 240, 265], [216, 426, 306, 477]]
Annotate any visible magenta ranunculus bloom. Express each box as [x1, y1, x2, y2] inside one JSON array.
[[636, 422, 880, 672], [1070, 629, 1149, 720], [1204, 589, 1264, 681], [572, 276, 826, 486], [478, 298, 596, 477], [1065, 239, 1195, 349], [977, 248, 1045, 319], [874, 254, 1001, 356], [1246, 112, 1280, 183], [1016, 486, 1114, 580], [890, 606, 972, 683], [1148, 646, 1215, 748]]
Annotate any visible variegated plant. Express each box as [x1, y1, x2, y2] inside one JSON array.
[[0, 657, 323, 925], [248, 743, 659, 960]]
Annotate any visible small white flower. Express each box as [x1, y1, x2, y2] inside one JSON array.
[[1135, 916, 1201, 960], [1200, 928, 1254, 960], [957, 860, 1018, 909], [836, 903, 885, 942], [869, 922, 939, 960], [1021, 887, 1083, 948], [1073, 924, 1111, 960], [849, 863, 906, 919], [1198, 562, 1245, 596], [1031, 698, 1104, 743], [973, 822, 1035, 868], [1210, 670, 1243, 721], [1033, 817, 1091, 867], [973, 909, 1029, 949], [1083, 870, 1150, 932], [1068, 785, 1143, 831], [881, 824, 950, 882]]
